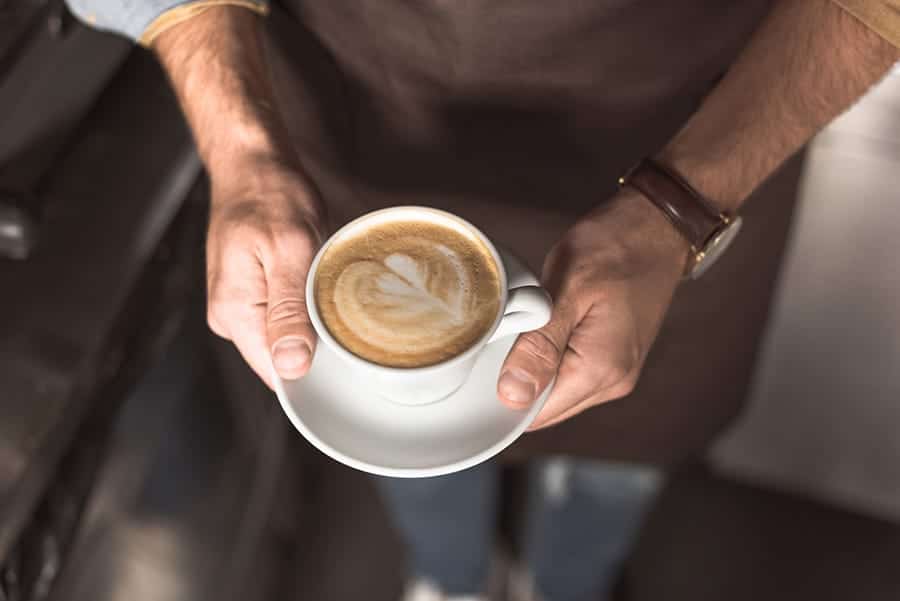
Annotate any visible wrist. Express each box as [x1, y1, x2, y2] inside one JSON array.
[[204, 127, 299, 180], [188, 85, 300, 179], [209, 156, 326, 234], [653, 152, 739, 215], [601, 188, 692, 276]]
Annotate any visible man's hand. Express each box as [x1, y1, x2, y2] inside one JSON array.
[[153, 7, 326, 387], [206, 159, 324, 389], [497, 189, 688, 429], [498, 0, 900, 429]]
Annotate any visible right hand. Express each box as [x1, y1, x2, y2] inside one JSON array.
[[206, 158, 325, 389]]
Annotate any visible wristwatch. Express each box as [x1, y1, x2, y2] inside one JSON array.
[[618, 159, 742, 279]]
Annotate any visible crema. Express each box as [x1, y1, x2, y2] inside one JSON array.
[[314, 219, 502, 367]]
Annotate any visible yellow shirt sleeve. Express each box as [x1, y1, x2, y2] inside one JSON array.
[[139, 0, 269, 47], [832, 0, 900, 47]]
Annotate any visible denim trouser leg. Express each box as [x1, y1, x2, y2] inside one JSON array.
[[376, 461, 500, 596], [525, 460, 662, 601]]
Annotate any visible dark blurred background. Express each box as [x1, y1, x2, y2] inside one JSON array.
[[2, 2, 900, 600]]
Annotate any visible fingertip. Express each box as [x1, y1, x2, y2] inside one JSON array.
[[497, 368, 537, 408], [272, 336, 312, 380]]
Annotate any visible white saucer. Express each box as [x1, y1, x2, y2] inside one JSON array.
[[273, 335, 550, 478]]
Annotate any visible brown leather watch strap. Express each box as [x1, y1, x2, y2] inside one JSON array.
[[619, 159, 725, 252]]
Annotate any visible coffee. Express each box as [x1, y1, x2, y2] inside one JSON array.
[[314, 217, 502, 368]]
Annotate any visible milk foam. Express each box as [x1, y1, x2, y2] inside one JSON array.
[[332, 241, 473, 356], [314, 218, 502, 367]]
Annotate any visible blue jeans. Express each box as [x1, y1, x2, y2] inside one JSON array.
[[377, 459, 661, 601]]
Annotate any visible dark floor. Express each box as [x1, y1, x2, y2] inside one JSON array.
[[286, 441, 407, 601], [629, 466, 900, 601], [284, 449, 900, 601]]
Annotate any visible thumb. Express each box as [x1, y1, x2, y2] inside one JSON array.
[[265, 261, 318, 381], [497, 303, 574, 409]]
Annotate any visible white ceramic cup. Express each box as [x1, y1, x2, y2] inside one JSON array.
[[305, 206, 553, 406]]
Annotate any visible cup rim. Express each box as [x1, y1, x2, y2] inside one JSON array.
[[305, 206, 509, 375]]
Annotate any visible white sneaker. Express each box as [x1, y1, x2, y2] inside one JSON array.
[[400, 578, 491, 601], [505, 564, 543, 601]]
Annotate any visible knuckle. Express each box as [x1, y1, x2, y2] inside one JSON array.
[[515, 330, 563, 372], [596, 360, 632, 391], [267, 298, 308, 325], [597, 351, 640, 397], [609, 371, 639, 399]]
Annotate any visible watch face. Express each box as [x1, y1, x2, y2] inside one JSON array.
[[689, 217, 743, 279]]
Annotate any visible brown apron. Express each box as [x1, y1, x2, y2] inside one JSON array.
[[263, 0, 801, 466]]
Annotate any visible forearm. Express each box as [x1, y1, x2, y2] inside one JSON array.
[[658, 0, 900, 213], [153, 7, 312, 202]]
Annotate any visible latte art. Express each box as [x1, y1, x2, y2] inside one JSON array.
[[339, 245, 467, 326], [314, 219, 502, 368]]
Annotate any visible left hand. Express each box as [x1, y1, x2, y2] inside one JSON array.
[[497, 188, 690, 430]]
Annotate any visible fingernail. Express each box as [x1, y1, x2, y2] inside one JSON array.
[[499, 370, 537, 406], [272, 337, 311, 377]]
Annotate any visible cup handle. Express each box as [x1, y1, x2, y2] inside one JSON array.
[[487, 251, 553, 344], [488, 285, 553, 343]]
